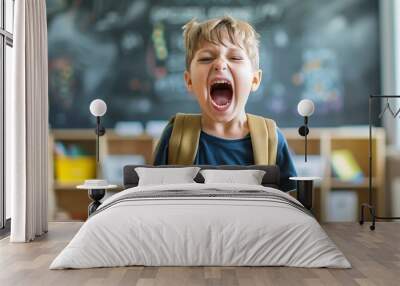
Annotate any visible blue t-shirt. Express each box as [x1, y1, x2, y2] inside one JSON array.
[[153, 123, 297, 192]]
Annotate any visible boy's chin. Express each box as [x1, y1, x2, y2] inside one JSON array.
[[207, 110, 237, 123]]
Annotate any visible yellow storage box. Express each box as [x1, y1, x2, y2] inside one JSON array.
[[55, 156, 96, 183]]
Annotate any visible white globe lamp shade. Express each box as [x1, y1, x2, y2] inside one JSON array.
[[297, 99, 315, 117], [90, 99, 107, 117]]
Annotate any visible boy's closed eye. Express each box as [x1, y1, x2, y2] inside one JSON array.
[[197, 55, 244, 62], [198, 57, 213, 62], [230, 55, 244, 61]]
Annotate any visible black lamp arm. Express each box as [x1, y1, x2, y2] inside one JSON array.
[[304, 116, 308, 162], [298, 116, 309, 162], [95, 116, 106, 136], [94, 116, 106, 162]]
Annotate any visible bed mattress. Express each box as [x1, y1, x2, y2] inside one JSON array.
[[50, 183, 351, 269]]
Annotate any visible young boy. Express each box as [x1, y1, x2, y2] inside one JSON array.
[[153, 16, 297, 192]]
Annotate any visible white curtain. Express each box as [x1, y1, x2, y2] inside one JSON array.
[[8, 0, 49, 242]]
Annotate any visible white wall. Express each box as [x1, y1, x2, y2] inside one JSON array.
[[381, 0, 400, 216], [381, 0, 400, 145]]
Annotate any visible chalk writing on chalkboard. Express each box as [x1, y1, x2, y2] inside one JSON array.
[[47, 0, 380, 128]]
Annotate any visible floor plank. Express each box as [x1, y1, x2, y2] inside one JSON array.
[[0, 222, 399, 286]]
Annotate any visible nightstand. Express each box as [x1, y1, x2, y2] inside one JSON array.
[[289, 177, 320, 210], [77, 180, 118, 216]]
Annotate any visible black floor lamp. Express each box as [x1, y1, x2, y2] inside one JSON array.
[[360, 95, 400, 230]]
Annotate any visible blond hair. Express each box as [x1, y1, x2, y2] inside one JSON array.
[[182, 16, 260, 71]]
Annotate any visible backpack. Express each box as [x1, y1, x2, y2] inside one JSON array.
[[161, 113, 277, 165]]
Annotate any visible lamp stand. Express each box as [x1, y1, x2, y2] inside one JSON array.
[[88, 189, 106, 216], [360, 95, 400, 230]]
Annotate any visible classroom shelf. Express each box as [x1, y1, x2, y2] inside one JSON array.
[[330, 178, 379, 189], [284, 127, 385, 222], [49, 130, 155, 221], [54, 182, 80, 190], [49, 127, 385, 222]]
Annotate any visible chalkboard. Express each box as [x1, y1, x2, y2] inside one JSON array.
[[47, 0, 380, 129]]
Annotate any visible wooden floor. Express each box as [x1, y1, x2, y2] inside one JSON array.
[[0, 222, 399, 286]]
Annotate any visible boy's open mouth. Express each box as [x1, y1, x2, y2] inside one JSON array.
[[210, 81, 233, 112]]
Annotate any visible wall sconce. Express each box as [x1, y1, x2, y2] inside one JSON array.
[[89, 99, 107, 163], [290, 99, 319, 212], [297, 99, 315, 162], [78, 99, 116, 216]]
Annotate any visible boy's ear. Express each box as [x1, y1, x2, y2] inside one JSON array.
[[184, 70, 193, 92], [251, 69, 262, 92]]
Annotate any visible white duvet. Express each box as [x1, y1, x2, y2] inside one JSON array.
[[50, 183, 351, 269]]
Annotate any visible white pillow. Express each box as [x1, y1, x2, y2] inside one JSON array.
[[135, 167, 200, 186], [200, 169, 266, 185]]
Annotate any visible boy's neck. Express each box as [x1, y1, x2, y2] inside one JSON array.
[[201, 112, 249, 139]]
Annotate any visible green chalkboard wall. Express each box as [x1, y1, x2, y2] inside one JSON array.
[[47, 0, 380, 128]]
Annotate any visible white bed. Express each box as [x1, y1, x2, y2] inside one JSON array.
[[50, 183, 351, 269]]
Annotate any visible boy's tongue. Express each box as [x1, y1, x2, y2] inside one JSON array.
[[212, 90, 231, 106]]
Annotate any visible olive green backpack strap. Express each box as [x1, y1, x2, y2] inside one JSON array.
[[168, 113, 202, 165], [247, 113, 278, 165]]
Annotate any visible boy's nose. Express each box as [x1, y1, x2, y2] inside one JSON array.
[[214, 59, 227, 71]]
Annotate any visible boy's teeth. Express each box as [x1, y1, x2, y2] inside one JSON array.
[[212, 80, 230, 85]]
